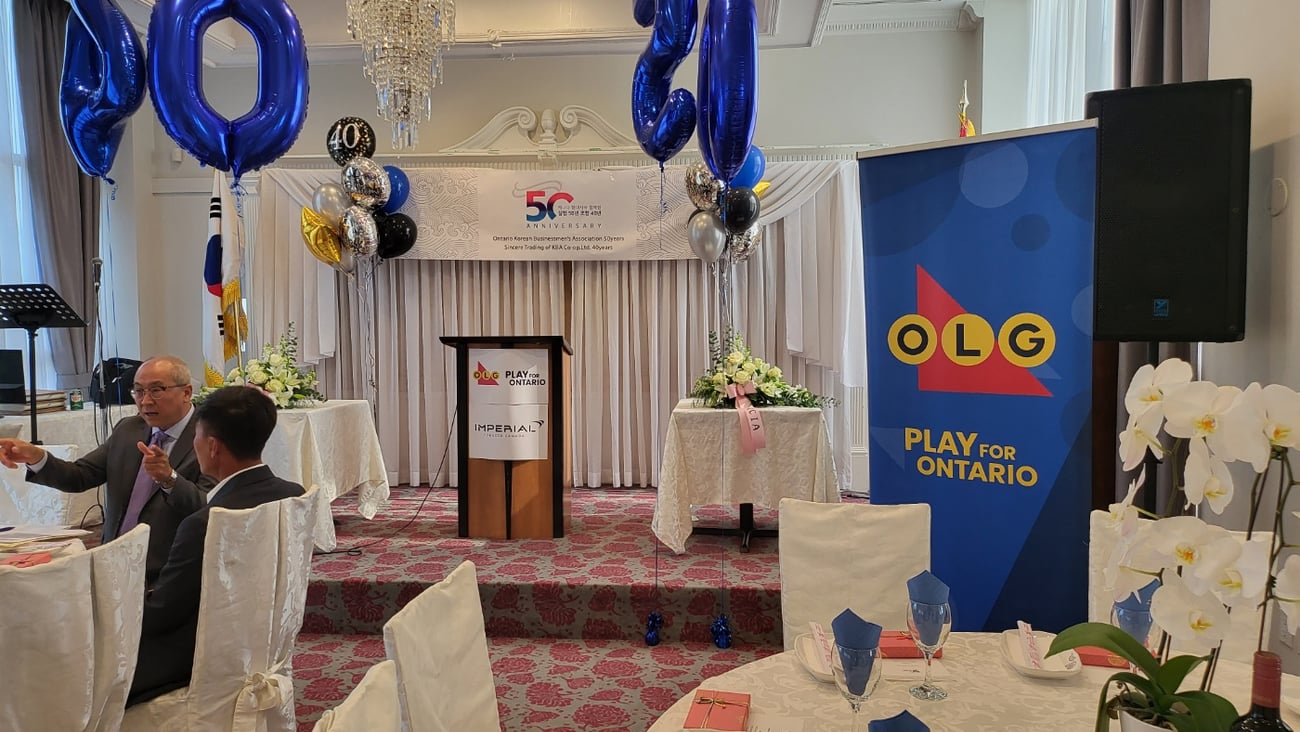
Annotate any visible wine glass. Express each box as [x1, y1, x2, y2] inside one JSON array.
[[832, 641, 882, 732], [906, 599, 953, 701]]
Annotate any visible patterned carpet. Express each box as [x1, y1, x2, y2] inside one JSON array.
[[291, 486, 796, 730]]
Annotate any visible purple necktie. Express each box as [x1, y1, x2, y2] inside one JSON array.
[[119, 429, 169, 535]]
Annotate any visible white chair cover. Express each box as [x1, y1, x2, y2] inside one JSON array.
[[0, 444, 99, 527], [1089, 510, 1269, 664], [310, 660, 400, 732], [778, 498, 931, 650], [383, 560, 501, 732], [0, 524, 149, 732], [121, 486, 321, 732]]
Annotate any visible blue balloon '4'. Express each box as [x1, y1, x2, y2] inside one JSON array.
[[148, 0, 309, 182], [630, 0, 698, 165], [60, 0, 147, 181]]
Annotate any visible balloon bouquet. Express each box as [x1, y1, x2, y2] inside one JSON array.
[[301, 117, 418, 275]]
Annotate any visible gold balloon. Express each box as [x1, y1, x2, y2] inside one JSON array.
[[752, 180, 771, 199], [301, 207, 342, 267]]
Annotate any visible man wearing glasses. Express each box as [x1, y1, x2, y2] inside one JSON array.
[[0, 356, 213, 584]]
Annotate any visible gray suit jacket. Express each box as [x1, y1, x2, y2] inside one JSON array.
[[27, 414, 213, 584]]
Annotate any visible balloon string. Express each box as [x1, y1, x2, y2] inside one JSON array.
[[230, 182, 249, 374], [658, 164, 666, 255]]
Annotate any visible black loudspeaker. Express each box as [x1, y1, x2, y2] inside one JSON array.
[[0, 349, 23, 404], [1087, 79, 1251, 342], [89, 357, 142, 407]]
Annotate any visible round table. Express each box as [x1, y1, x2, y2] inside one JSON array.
[[647, 633, 1300, 731]]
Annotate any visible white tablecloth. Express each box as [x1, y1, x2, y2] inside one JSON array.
[[0, 401, 389, 549], [652, 399, 838, 554], [647, 632, 1300, 731]]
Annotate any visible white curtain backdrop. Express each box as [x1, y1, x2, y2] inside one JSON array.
[[1027, 0, 1116, 126], [249, 161, 866, 491]]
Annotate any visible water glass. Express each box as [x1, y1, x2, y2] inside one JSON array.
[[907, 600, 952, 701], [832, 642, 882, 732]]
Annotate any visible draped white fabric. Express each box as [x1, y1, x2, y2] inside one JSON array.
[[1026, 0, 1116, 127], [249, 161, 866, 490]]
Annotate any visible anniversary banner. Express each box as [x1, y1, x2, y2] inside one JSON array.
[[859, 122, 1096, 632]]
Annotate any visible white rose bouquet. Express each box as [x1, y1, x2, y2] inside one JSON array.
[[688, 330, 833, 409], [200, 323, 324, 409]]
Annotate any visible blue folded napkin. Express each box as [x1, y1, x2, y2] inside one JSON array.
[[832, 609, 881, 697], [907, 570, 950, 605], [1115, 579, 1159, 611], [868, 710, 930, 732]]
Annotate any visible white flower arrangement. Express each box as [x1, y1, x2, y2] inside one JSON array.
[[199, 323, 324, 409], [688, 330, 833, 409]]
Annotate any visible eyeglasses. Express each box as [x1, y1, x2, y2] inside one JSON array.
[[130, 385, 188, 400]]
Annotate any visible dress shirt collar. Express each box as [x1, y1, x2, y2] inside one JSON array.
[[206, 463, 266, 504], [156, 405, 195, 446]]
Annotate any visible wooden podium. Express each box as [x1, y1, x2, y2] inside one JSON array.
[[441, 335, 573, 539]]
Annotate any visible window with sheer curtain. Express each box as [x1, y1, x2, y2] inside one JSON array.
[[0, 10, 55, 388], [1027, 0, 1117, 126]]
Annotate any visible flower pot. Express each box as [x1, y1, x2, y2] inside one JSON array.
[[1118, 710, 1170, 732]]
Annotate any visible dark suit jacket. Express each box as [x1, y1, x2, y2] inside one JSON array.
[[128, 465, 304, 705], [28, 414, 212, 585]]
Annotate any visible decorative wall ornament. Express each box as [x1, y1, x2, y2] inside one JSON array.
[[346, 0, 456, 149], [441, 105, 640, 159]]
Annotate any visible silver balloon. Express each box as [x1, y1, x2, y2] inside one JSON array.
[[685, 161, 722, 212], [341, 205, 379, 257], [312, 182, 352, 229], [687, 210, 726, 264], [727, 222, 763, 263], [342, 157, 391, 209], [337, 248, 356, 276]]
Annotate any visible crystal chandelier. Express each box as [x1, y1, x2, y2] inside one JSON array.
[[346, 0, 456, 149]]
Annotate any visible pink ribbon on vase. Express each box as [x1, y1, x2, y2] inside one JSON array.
[[726, 381, 767, 455]]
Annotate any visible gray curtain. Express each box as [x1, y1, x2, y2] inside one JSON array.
[[1096, 0, 1210, 509], [12, 0, 100, 389]]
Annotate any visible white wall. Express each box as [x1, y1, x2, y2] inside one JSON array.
[[116, 29, 980, 373], [976, 0, 1030, 133]]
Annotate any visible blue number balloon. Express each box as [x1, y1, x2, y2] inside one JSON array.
[[697, 0, 758, 184], [60, 0, 147, 181], [148, 0, 309, 181], [381, 165, 410, 214], [633, 0, 656, 27], [631, 0, 698, 164]]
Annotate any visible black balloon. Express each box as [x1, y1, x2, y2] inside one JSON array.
[[721, 187, 760, 235], [376, 211, 418, 259], [326, 117, 376, 166]]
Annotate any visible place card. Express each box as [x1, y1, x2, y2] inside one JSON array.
[[881, 658, 951, 682]]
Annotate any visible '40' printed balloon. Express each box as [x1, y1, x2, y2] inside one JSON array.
[[630, 0, 698, 164], [60, 0, 147, 181], [148, 0, 309, 182]]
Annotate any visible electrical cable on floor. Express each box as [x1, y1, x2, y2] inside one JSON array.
[[312, 410, 456, 557]]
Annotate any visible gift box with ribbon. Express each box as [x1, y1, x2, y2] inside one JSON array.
[[879, 630, 944, 659], [683, 689, 751, 731]]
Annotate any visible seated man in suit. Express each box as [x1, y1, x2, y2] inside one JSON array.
[[129, 384, 304, 705], [0, 356, 212, 584]]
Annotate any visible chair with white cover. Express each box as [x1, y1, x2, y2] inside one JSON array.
[[120, 486, 321, 732], [0, 444, 100, 527], [310, 660, 401, 732], [778, 498, 931, 650], [0, 524, 150, 732], [383, 560, 501, 732]]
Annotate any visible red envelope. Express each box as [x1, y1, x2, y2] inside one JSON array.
[[1077, 645, 1128, 668], [879, 630, 944, 659], [0, 552, 52, 568], [683, 689, 750, 731]]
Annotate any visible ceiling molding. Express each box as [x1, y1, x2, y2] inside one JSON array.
[[824, 14, 963, 35], [810, 0, 838, 46], [441, 105, 641, 159]]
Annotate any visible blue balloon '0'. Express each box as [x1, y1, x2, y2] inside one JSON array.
[[60, 0, 147, 181], [697, 0, 758, 184], [630, 0, 698, 164], [632, 0, 656, 27], [148, 0, 309, 181], [382, 165, 410, 214]]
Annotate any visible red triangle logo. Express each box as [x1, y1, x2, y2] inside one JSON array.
[[475, 362, 499, 386], [915, 266, 1052, 397]]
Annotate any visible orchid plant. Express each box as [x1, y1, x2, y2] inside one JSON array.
[[1049, 358, 1300, 731]]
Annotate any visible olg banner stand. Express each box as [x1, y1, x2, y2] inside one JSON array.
[[442, 335, 573, 539], [859, 122, 1096, 632]]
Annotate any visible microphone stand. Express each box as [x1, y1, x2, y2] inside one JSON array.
[[92, 257, 110, 441]]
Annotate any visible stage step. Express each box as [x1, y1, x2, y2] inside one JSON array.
[[292, 633, 778, 732]]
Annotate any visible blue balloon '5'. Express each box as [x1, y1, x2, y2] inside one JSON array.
[[630, 0, 698, 165], [148, 0, 309, 182], [60, 0, 147, 181]]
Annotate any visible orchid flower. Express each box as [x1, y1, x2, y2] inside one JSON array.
[[1183, 437, 1235, 515], [1104, 524, 1164, 604], [1205, 537, 1270, 609], [1273, 556, 1300, 636], [1147, 516, 1240, 580], [1119, 406, 1165, 472], [1106, 468, 1145, 541], [1150, 572, 1232, 649], [1124, 358, 1193, 417], [1221, 383, 1272, 472], [1261, 384, 1300, 450], [1163, 381, 1241, 458]]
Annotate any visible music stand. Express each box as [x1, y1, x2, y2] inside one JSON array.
[[0, 284, 86, 444]]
